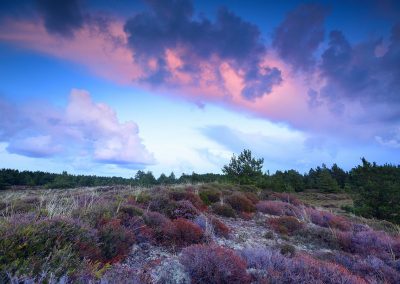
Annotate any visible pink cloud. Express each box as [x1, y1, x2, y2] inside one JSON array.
[[0, 17, 378, 141]]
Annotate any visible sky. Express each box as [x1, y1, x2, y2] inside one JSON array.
[[0, 0, 399, 178]]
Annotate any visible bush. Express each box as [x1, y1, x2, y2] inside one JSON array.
[[211, 218, 230, 238], [199, 188, 221, 205], [270, 192, 302, 206], [0, 217, 100, 279], [211, 203, 236, 218], [143, 212, 173, 243], [164, 218, 204, 247], [337, 229, 400, 261], [242, 192, 259, 204], [75, 200, 118, 228], [97, 218, 135, 263], [180, 245, 250, 284], [169, 190, 205, 210], [321, 252, 400, 284], [149, 194, 199, 219], [295, 226, 340, 250], [239, 247, 366, 284], [256, 200, 302, 217], [306, 208, 351, 231], [225, 193, 255, 213], [267, 216, 304, 235], [280, 244, 296, 257], [169, 200, 199, 220]]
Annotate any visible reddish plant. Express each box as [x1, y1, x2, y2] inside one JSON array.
[[169, 190, 205, 210], [239, 211, 254, 220], [180, 245, 250, 284], [211, 218, 230, 238], [225, 193, 255, 213], [169, 200, 200, 219], [97, 218, 135, 263], [306, 208, 351, 231], [242, 192, 259, 204], [256, 200, 302, 217], [268, 216, 304, 235], [163, 218, 204, 247]]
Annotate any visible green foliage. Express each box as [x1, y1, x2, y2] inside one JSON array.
[[198, 188, 221, 205], [350, 158, 400, 224], [211, 203, 236, 218], [0, 217, 99, 279], [222, 149, 264, 185]]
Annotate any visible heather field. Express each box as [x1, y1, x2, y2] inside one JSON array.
[[1, 184, 399, 283]]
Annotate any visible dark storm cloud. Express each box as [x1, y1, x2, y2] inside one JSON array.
[[272, 3, 329, 71], [36, 0, 84, 37], [315, 24, 400, 121], [124, 0, 282, 100]]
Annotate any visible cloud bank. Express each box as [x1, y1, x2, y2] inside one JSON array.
[[0, 90, 155, 168], [0, 0, 399, 150]]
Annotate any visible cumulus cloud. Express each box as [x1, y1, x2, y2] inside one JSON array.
[[124, 0, 282, 99], [272, 3, 328, 71], [0, 90, 155, 168]]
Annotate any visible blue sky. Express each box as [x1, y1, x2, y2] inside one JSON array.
[[0, 0, 399, 177]]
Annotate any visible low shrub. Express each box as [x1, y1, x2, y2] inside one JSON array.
[[169, 190, 205, 210], [306, 208, 351, 231], [164, 218, 204, 247], [239, 247, 366, 284], [242, 192, 259, 204], [211, 218, 230, 238], [169, 200, 199, 220], [337, 229, 400, 261], [10, 197, 41, 214], [211, 203, 236, 218], [199, 188, 221, 205], [280, 243, 296, 257], [149, 194, 199, 219], [256, 200, 302, 217], [269, 192, 302, 206], [143, 212, 172, 243], [225, 193, 255, 213], [97, 218, 135, 263], [320, 252, 400, 284], [135, 191, 152, 204], [295, 226, 340, 250], [239, 211, 254, 220], [0, 217, 100, 279], [75, 201, 118, 228], [268, 216, 304, 235], [180, 245, 250, 284], [100, 264, 141, 284]]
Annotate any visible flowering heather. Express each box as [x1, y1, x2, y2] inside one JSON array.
[[180, 245, 250, 284], [256, 200, 302, 217], [338, 229, 400, 261], [239, 247, 366, 284], [306, 208, 352, 231], [225, 193, 256, 213], [322, 252, 400, 283]]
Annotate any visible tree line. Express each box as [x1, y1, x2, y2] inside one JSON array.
[[1, 150, 399, 224]]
